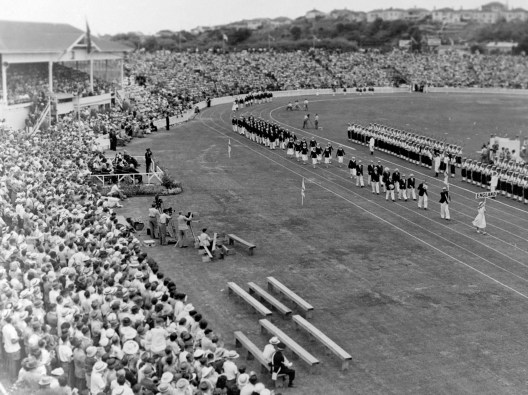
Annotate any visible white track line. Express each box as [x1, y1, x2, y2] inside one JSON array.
[[199, 113, 528, 301]]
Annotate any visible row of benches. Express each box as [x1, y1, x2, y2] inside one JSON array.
[[228, 277, 314, 319], [228, 277, 351, 371]]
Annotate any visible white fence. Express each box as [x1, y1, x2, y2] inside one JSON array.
[[90, 157, 163, 186]]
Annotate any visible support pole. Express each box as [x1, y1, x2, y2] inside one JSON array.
[[1, 61, 7, 104], [120, 59, 124, 87], [89, 59, 94, 92], [48, 61, 53, 93]]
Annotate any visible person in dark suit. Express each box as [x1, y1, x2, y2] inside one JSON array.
[[145, 148, 153, 173], [109, 130, 117, 151], [439, 186, 451, 220], [272, 342, 296, 388]]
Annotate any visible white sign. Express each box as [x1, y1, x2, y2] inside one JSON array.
[[475, 191, 497, 199]]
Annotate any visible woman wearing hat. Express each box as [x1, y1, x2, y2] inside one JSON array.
[[472, 200, 487, 235], [15, 356, 42, 390]]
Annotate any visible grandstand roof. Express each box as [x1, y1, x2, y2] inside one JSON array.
[[0, 20, 131, 54]]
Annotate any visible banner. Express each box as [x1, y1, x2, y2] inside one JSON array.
[[475, 191, 497, 199]]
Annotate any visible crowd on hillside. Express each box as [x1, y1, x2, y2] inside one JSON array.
[[125, 49, 528, 101]]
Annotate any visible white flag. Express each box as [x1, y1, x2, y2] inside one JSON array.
[[301, 177, 306, 205], [222, 33, 228, 42], [228, 139, 231, 158]]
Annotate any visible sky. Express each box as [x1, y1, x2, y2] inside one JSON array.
[[0, 0, 526, 35]]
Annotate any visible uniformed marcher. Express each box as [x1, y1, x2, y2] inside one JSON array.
[[439, 186, 451, 220], [418, 180, 429, 210], [336, 146, 345, 167], [356, 160, 364, 187]]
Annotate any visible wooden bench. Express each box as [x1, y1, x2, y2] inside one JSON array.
[[234, 331, 287, 388], [227, 282, 272, 318], [227, 234, 256, 255], [293, 315, 352, 371], [267, 277, 314, 318], [248, 282, 292, 318], [259, 319, 320, 370]]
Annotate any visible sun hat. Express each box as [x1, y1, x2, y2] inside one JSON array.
[[160, 372, 174, 383], [38, 376, 52, 386], [51, 367, 64, 376], [269, 336, 280, 345], [237, 373, 249, 387], [93, 361, 107, 373], [176, 378, 189, 389], [86, 346, 97, 358], [122, 340, 139, 355], [225, 350, 239, 359]]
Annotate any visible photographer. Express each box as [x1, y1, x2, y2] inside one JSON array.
[[176, 211, 192, 248]]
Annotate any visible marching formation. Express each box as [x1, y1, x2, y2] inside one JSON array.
[[348, 123, 463, 177], [232, 115, 439, 212], [461, 158, 528, 204]]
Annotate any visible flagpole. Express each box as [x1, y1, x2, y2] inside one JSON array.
[[228, 139, 231, 158]]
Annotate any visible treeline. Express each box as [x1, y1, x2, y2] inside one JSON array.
[[106, 16, 528, 53]]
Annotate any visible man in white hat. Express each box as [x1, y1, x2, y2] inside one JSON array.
[[91, 361, 108, 395], [262, 336, 280, 365], [223, 350, 240, 393]]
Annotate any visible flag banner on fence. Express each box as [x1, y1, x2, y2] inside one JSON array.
[[228, 139, 231, 158], [475, 191, 497, 199], [301, 177, 306, 205]]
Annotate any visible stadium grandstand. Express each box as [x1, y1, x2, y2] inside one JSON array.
[[0, 20, 131, 131]]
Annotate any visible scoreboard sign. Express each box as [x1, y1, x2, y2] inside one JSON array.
[[475, 191, 497, 199]]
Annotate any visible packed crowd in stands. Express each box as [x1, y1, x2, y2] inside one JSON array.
[[0, 110, 281, 395], [1, 63, 114, 105]]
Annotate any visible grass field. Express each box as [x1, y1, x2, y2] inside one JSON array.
[[118, 92, 528, 395]]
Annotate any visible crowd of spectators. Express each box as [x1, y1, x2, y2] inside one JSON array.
[[0, 105, 278, 395], [1, 63, 115, 105], [126, 49, 528, 98]]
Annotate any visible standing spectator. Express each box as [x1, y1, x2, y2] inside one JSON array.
[[158, 209, 170, 246], [72, 337, 87, 392], [176, 212, 192, 248], [3, 314, 22, 382], [91, 361, 108, 395], [148, 203, 159, 239]]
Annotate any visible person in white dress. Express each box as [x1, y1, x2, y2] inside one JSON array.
[[472, 200, 487, 234]]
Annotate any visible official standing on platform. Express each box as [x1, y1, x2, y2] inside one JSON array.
[[439, 186, 451, 220], [145, 148, 153, 173]]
